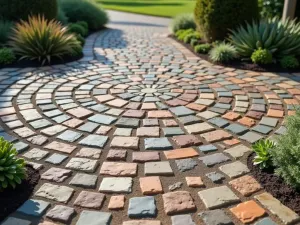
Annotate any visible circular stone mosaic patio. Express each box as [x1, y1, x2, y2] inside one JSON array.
[[1, 11, 300, 225]]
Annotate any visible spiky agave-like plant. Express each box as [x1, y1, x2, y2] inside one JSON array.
[[9, 15, 81, 65], [0, 137, 26, 190]]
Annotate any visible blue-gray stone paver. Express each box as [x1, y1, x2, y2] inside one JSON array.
[[252, 125, 273, 134], [208, 117, 229, 128], [128, 196, 156, 218], [254, 218, 277, 225], [198, 144, 218, 153], [163, 127, 185, 137], [171, 215, 196, 225], [76, 211, 112, 225], [206, 172, 225, 183], [45, 153, 68, 165], [77, 122, 99, 133], [169, 106, 195, 117], [199, 153, 230, 167], [88, 114, 117, 125], [175, 158, 198, 172], [17, 199, 50, 217], [145, 138, 173, 150], [79, 134, 108, 148], [225, 124, 248, 135], [57, 130, 82, 142], [240, 131, 263, 144]]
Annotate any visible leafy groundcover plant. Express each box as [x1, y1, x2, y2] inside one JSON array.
[[252, 139, 275, 169], [0, 137, 26, 190], [169, 13, 196, 34], [10, 15, 81, 65]]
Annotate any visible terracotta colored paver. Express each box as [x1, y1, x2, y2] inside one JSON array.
[[164, 148, 199, 159], [230, 200, 266, 223], [139, 176, 163, 194]]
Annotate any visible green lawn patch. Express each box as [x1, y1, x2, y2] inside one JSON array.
[[96, 0, 195, 18]]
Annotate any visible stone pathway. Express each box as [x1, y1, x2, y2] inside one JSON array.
[[1, 10, 300, 225]]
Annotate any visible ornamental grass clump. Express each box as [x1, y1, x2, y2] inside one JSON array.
[[169, 13, 196, 34], [270, 110, 300, 188], [0, 137, 26, 190], [10, 15, 81, 65]]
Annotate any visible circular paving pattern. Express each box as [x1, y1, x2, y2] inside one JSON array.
[[0, 11, 300, 225]]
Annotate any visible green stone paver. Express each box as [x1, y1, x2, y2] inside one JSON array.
[[0, 10, 299, 225]]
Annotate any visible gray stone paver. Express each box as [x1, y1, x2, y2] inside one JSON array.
[[0, 9, 298, 225]]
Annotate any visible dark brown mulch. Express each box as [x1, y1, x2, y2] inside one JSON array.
[[247, 153, 300, 214], [0, 164, 40, 222], [170, 35, 300, 73], [0, 53, 83, 69]]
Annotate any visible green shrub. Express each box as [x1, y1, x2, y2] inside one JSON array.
[[183, 32, 201, 44], [252, 139, 275, 169], [59, 0, 108, 30], [68, 23, 88, 37], [76, 34, 85, 46], [77, 21, 89, 30], [0, 0, 58, 21], [194, 43, 211, 54], [259, 0, 284, 18], [251, 48, 273, 64], [57, 8, 68, 25], [230, 18, 300, 59], [170, 13, 196, 34], [209, 42, 238, 62], [69, 44, 83, 57], [176, 29, 194, 41], [10, 15, 81, 65], [270, 110, 300, 188], [190, 39, 199, 47], [0, 21, 14, 45], [0, 48, 16, 65], [194, 0, 259, 42], [0, 137, 26, 190], [280, 56, 300, 69]]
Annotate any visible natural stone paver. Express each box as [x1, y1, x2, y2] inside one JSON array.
[[99, 177, 133, 193], [100, 162, 137, 176], [140, 176, 163, 194], [162, 191, 196, 215], [74, 191, 105, 209], [76, 211, 112, 225], [1, 217, 31, 225], [69, 173, 98, 188], [230, 200, 265, 223], [171, 215, 195, 225], [46, 205, 75, 223], [66, 158, 98, 172], [229, 175, 262, 196], [255, 192, 300, 224], [198, 186, 240, 209], [1, 10, 299, 225], [17, 199, 50, 217], [186, 177, 204, 187], [41, 167, 72, 182], [219, 161, 249, 178], [254, 218, 277, 225], [108, 195, 125, 209], [128, 196, 156, 218], [198, 209, 233, 225], [145, 161, 173, 175], [35, 183, 74, 203]]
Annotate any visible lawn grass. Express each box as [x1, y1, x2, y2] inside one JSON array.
[[96, 0, 195, 18]]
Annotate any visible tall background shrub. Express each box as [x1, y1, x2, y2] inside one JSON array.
[[194, 0, 259, 42], [59, 0, 108, 30], [0, 0, 58, 21]]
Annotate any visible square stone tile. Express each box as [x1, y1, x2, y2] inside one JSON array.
[[1, 217, 31, 225], [164, 148, 199, 160], [41, 167, 72, 182], [66, 158, 98, 172], [144, 138, 172, 150], [67, 107, 93, 119], [139, 176, 163, 194], [69, 173, 98, 188], [100, 162, 137, 176], [219, 161, 250, 178], [229, 175, 262, 196], [230, 200, 265, 223], [162, 191, 196, 215], [225, 124, 248, 135], [163, 127, 185, 136], [128, 196, 157, 219], [169, 106, 195, 116], [35, 183, 74, 203], [107, 150, 127, 161], [144, 161, 173, 175], [240, 131, 263, 144], [17, 199, 50, 217], [185, 177, 204, 187], [23, 148, 49, 160], [198, 186, 240, 209], [114, 128, 132, 136], [137, 127, 160, 137], [46, 205, 75, 223], [79, 135, 108, 148], [108, 195, 125, 210], [200, 130, 232, 142], [99, 177, 133, 193], [76, 211, 112, 225], [45, 153, 68, 165], [199, 153, 230, 167], [132, 152, 160, 163], [224, 144, 251, 159], [57, 130, 82, 142], [111, 137, 139, 149], [88, 114, 117, 125], [184, 123, 214, 134], [199, 210, 233, 225], [172, 135, 201, 148], [74, 191, 105, 209], [76, 148, 101, 159], [44, 141, 76, 154]]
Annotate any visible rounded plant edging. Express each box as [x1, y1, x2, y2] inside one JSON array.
[[171, 35, 300, 73], [0, 165, 40, 222], [247, 153, 300, 214]]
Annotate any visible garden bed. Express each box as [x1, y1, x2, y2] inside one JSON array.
[[247, 153, 300, 214], [171, 35, 300, 73], [0, 164, 40, 222], [0, 53, 83, 69]]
